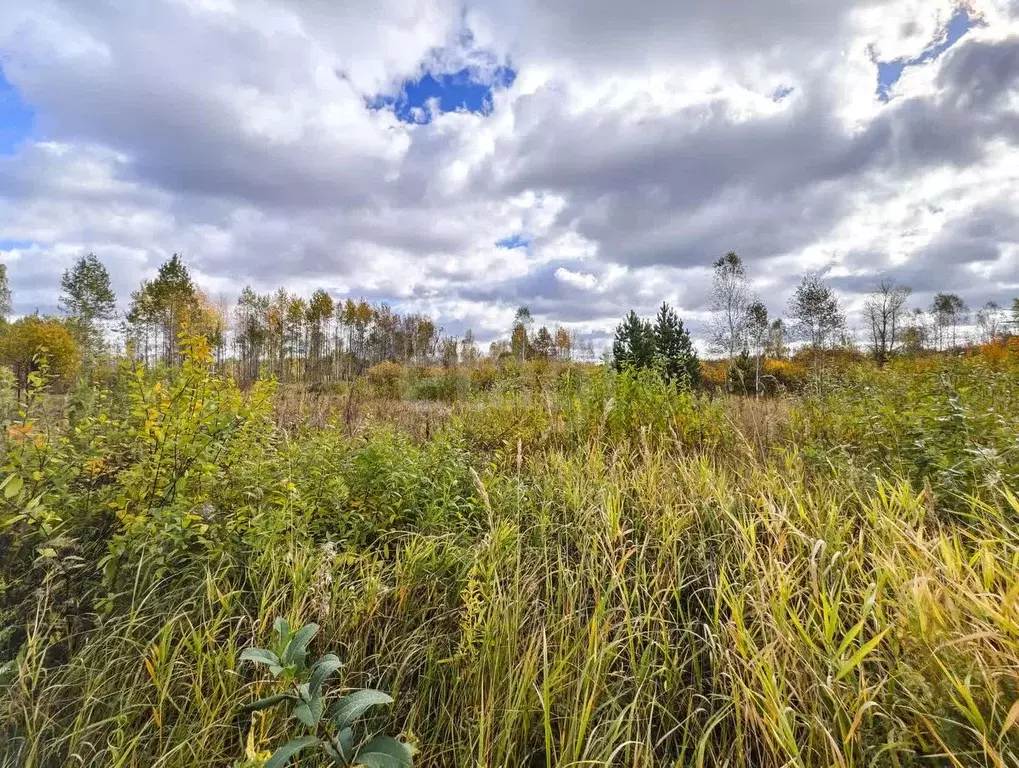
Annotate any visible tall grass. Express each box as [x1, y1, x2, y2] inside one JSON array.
[[2, 352, 1019, 766]]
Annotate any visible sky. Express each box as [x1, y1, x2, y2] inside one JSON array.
[[0, 0, 1017, 349]]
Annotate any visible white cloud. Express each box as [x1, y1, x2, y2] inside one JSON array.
[[0, 0, 1017, 346], [554, 267, 597, 291]]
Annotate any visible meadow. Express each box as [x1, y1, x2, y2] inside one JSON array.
[[2, 340, 1019, 767]]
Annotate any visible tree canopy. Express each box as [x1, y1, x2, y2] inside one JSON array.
[[0, 315, 79, 391], [60, 253, 117, 355]]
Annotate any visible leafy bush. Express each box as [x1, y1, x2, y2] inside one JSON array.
[[761, 357, 808, 392], [0, 316, 79, 392], [467, 362, 499, 391], [793, 353, 1019, 501], [410, 373, 469, 402], [0, 366, 15, 427]]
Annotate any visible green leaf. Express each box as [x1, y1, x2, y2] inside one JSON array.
[[239, 692, 293, 713], [294, 693, 324, 727], [337, 727, 354, 763], [239, 647, 281, 668], [264, 736, 320, 768], [273, 617, 292, 644], [835, 628, 890, 682], [353, 736, 414, 768], [283, 623, 319, 665], [331, 689, 394, 732], [4, 475, 23, 499], [309, 654, 343, 695]]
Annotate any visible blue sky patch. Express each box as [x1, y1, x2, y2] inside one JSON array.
[[877, 6, 975, 101], [0, 66, 33, 155], [369, 65, 516, 124], [0, 239, 34, 251], [773, 85, 794, 102], [496, 234, 529, 250]]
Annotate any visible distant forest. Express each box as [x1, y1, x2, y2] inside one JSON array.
[[0, 250, 1016, 391]]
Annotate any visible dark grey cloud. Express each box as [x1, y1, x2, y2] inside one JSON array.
[[480, 34, 1019, 281], [938, 34, 1019, 110]]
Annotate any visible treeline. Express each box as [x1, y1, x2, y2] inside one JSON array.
[[487, 306, 595, 365], [1, 249, 1018, 393], [610, 252, 1019, 394], [0, 253, 593, 390]]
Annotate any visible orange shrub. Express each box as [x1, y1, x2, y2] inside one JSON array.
[[699, 361, 727, 390], [761, 358, 808, 392], [971, 339, 1018, 367]]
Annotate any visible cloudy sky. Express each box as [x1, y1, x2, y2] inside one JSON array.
[[1, 0, 1017, 348]]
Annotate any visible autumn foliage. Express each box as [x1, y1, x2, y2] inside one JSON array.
[[0, 315, 79, 391]]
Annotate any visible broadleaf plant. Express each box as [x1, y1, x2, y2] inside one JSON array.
[[239, 621, 414, 767]]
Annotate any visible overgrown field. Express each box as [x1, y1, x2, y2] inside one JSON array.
[[3, 342, 1019, 767]]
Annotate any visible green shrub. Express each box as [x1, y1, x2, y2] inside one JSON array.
[[410, 373, 469, 402]]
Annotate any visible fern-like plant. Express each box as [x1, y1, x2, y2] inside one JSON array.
[[239, 619, 414, 768]]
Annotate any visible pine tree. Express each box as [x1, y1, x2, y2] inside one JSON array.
[[612, 310, 655, 372], [128, 254, 198, 365], [60, 253, 117, 356], [652, 302, 699, 388], [532, 326, 554, 360]]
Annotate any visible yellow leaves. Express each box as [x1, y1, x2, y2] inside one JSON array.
[[0, 315, 80, 387], [244, 727, 272, 762], [143, 652, 157, 684]]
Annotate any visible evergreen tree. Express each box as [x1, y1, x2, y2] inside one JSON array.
[[60, 253, 117, 355], [652, 302, 699, 387], [532, 326, 554, 360], [128, 254, 199, 365], [612, 310, 655, 372]]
